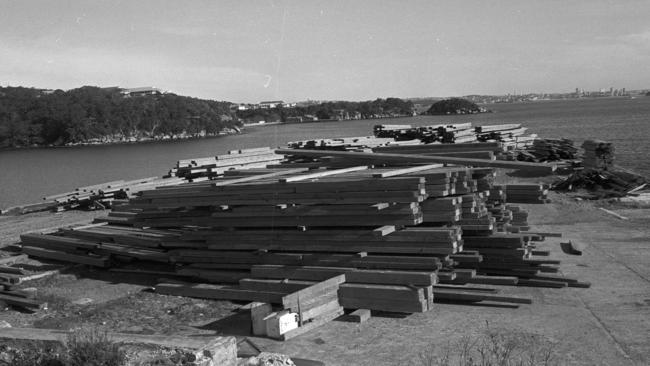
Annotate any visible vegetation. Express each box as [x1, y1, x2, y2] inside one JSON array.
[[425, 98, 486, 115], [236, 97, 414, 123], [0, 328, 124, 366], [0, 86, 239, 148], [406, 323, 559, 366], [66, 328, 125, 366]]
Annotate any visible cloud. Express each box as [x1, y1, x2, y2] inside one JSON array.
[[618, 30, 650, 46], [0, 40, 269, 101]]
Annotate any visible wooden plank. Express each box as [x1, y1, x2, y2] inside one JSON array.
[[250, 265, 437, 286], [214, 168, 310, 186], [280, 166, 369, 182], [338, 296, 427, 313], [21, 246, 109, 267], [298, 299, 342, 322], [372, 164, 445, 178], [433, 289, 532, 304], [155, 282, 287, 303], [0, 254, 28, 265], [339, 283, 424, 301], [347, 309, 371, 323], [278, 308, 344, 341], [0, 293, 46, 309], [276, 148, 557, 172], [281, 274, 346, 309]]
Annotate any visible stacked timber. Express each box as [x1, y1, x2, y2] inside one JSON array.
[[0, 201, 59, 216], [44, 177, 184, 211], [1, 176, 185, 215], [516, 138, 578, 162], [170, 147, 284, 181], [372, 142, 503, 161], [373, 123, 543, 148], [373, 124, 415, 140], [0, 255, 51, 310], [16, 156, 587, 339], [475, 124, 526, 142], [277, 148, 557, 174], [552, 167, 647, 199], [497, 184, 550, 204], [373, 123, 477, 144], [581, 140, 614, 169], [287, 136, 394, 151]]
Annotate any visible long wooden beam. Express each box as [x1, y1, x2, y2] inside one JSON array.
[[276, 148, 556, 173]]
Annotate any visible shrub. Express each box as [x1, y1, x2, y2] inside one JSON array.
[[65, 327, 126, 366]]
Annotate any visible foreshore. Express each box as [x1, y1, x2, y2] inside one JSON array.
[[0, 129, 242, 152]]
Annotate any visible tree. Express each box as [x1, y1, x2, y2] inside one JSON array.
[[425, 98, 483, 115]]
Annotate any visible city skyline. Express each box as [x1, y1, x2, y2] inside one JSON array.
[[2, 1, 650, 103]]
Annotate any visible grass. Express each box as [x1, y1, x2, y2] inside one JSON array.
[[0, 327, 126, 366], [66, 327, 126, 366], [407, 322, 559, 366]]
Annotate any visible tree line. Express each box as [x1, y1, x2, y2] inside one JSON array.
[[236, 97, 414, 123], [0, 86, 237, 148], [0, 86, 416, 148]]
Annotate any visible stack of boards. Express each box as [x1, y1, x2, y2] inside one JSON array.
[[286, 136, 395, 151], [168, 147, 285, 182], [496, 184, 551, 204], [581, 139, 614, 170], [0, 255, 49, 310], [0, 176, 184, 216], [373, 123, 478, 144], [18, 157, 586, 340], [372, 141, 502, 161], [373, 123, 537, 147], [474, 123, 531, 150], [515, 138, 579, 163]]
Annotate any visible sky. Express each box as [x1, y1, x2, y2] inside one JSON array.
[[1, 0, 649, 102]]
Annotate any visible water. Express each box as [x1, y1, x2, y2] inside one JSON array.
[[1, 97, 649, 208]]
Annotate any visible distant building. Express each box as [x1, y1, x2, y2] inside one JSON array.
[[121, 87, 165, 97], [259, 100, 284, 109]]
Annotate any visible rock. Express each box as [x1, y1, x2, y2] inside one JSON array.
[[0, 320, 11, 328], [244, 352, 296, 366], [72, 298, 93, 305]]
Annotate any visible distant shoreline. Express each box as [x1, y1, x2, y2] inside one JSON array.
[[0, 130, 242, 153]]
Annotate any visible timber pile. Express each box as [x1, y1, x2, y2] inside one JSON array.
[[0, 201, 59, 216], [553, 168, 647, 199], [581, 140, 614, 169], [373, 123, 477, 144], [475, 124, 529, 145], [497, 184, 551, 204], [169, 147, 285, 181], [373, 142, 502, 161], [0, 254, 53, 310], [516, 138, 578, 162], [44, 177, 184, 211], [1, 176, 184, 216], [373, 123, 542, 149], [15, 151, 587, 340], [287, 136, 395, 151]]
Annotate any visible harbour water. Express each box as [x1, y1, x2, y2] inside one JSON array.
[[1, 97, 649, 208]]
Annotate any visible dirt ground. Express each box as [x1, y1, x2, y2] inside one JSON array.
[[1, 190, 649, 366]]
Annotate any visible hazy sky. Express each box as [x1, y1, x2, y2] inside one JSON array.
[[1, 0, 649, 102]]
